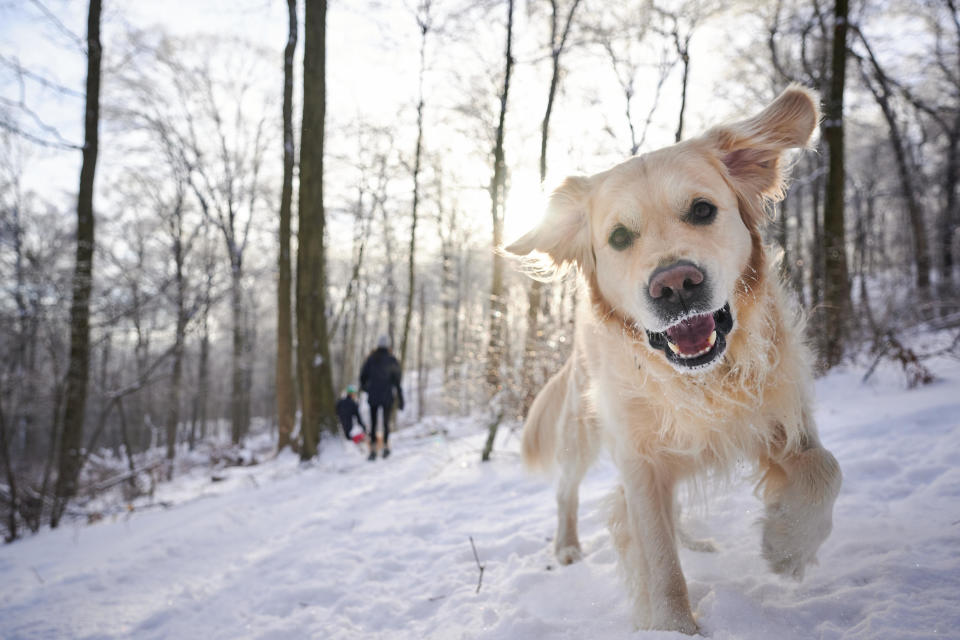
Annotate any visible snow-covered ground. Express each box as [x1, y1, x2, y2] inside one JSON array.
[[2, 343, 959, 639]]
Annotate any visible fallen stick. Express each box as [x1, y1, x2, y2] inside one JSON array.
[[469, 535, 485, 594]]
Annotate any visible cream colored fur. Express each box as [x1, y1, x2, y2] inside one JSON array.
[[507, 86, 841, 635]]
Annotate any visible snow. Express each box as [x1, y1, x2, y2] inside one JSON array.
[[2, 346, 960, 639]]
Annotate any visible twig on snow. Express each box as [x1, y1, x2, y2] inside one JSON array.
[[861, 342, 890, 383], [469, 535, 485, 594]]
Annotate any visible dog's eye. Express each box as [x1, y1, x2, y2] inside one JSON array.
[[608, 225, 634, 250], [687, 199, 717, 225]]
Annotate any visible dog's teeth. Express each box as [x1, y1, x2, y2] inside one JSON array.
[[669, 334, 718, 359]]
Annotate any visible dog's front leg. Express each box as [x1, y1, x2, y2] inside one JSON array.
[[555, 463, 585, 564], [616, 463, 698, 634], [759, 443, 841, 580]]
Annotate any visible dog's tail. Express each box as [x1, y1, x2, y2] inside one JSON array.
[[521, 357, 571, 473]]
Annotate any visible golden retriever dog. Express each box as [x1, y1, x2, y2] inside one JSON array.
[[505, 86, 842, 634]]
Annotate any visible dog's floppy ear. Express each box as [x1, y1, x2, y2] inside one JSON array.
[[503, 175, 593, 276], [704, 85, 819, 222]]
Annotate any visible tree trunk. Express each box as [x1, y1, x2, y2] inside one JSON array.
[[674, 46, 690, 143], [380, 200, 398, 347], [0, 398, 18, 541], [164, 219, 186, 479], [438, 171, 458, 385], [52, 0, 101, 527], [856, 53, 931, 295], [856, 28, 932, 295], [417, 283, 427, 420], [197, 280, 211, 443], [116, 398, 139, 495], [188, 395, 198, 451], [242, 302, 255, 440], [941, 0, 960, 286], [887, 124, 931, 293], [230, 264, 246, 444], [482, 0, 515, 462], [790, 178, 806, 306], [810, 165, 823, 311], [451, 252, 463, 370], [297, 0, 337, 459], [343, 276, 363, 388], [521, 280, 542, 415], [485, 0, 515, 391], [441, 238, 454, 383], [942, 124, 959, 283], [400, 6, 430, 370], [777, 191, 791, 283], [821, 0, 851, 369], [276, 0, 298, 452]]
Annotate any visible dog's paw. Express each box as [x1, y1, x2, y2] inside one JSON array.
[[555, 544, 583, 565], [761, 498, 831, 581], [657, 615, 699, 636], [643, 606, 699, 635], [671, 616, 700, 636], [761, 447, 840, 581], [678, 528, 718, 553], [683, 537, 718, 554]]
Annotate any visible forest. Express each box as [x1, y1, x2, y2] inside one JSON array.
[[1, 0, 959, 544]]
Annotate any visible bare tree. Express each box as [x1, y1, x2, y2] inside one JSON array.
[[327, 123, 397, 392], [399, 1, 433, 370], [432, 158, 467, 387], [51, 0, 101, 527], [191, 240, 216, 449], [652, 0, 716, 142], [0, 396, 17, 540], [155, 166, 195, 478], [589, 2, 673, 156], [276, 0, 298, 452], [379, 166, 399, 346], [853, 27, 932, 296], [766, 0, 832, 346], [0, 136, 49, 539], [297, 0, 337, 459], [114, 34, 274, 448], [416, 283, 428, 419], [482, 0, 516, 462], [158, 47, 272, 446], [821, 0, 852, 368], [931, 0, 960, 286], [109, 116, 207, 478], [330, 198, 370, 392]]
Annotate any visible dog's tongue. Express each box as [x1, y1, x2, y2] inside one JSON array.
[[665, 313, 716, 355]]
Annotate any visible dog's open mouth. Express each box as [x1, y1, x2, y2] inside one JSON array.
[[645, 303, 734, 370]]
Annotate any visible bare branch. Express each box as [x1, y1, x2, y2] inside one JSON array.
[[0, 119, 81, 150], [28, 0, 86, 53], [0, 53, 85, 98], [469, 535, 485, 594]]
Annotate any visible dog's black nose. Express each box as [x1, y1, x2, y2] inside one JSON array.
[[647, 261, 709, 314]]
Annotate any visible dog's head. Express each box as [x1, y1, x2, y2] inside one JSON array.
[[506, 86, 819, 373]]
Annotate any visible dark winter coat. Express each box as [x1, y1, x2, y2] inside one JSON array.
[[360, 347, 404, 408], [336, 395, 365, 439]]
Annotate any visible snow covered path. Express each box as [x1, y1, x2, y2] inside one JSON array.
[[2, 357, 959, 639]]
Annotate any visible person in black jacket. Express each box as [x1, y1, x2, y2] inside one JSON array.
[[336, 385, 366, 442], [359, 335, 404, 460]]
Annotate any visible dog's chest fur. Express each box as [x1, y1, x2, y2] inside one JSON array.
[[577, 276, 810, 473]]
